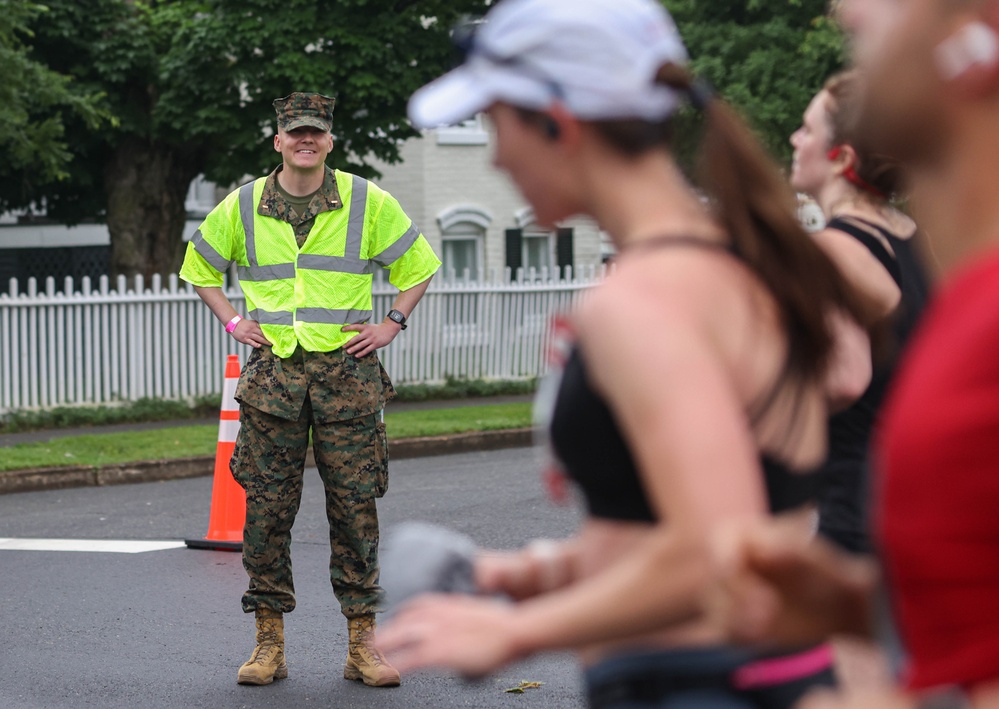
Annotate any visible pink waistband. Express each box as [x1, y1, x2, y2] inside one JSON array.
[[731, 644, 834, 690]]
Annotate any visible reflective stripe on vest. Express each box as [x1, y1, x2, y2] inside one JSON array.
[[296, 307, 371, 324], [246, 309, 293, 326], [246, 307, 372, 325], [372, 222, 421, 266], [192, 228, 232, 273]]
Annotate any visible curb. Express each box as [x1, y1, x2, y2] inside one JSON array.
[[0, 428, 534, 495]]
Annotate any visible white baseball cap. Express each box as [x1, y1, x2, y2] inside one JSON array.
[[408, 0, 690, 129]]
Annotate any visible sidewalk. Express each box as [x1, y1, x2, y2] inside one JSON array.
[[0, 395, 536, 495]]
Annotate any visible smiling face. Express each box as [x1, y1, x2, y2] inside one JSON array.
[[274, 126, 333, 173], [790, 91, 837, 197]]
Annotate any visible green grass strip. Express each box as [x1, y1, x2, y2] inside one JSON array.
[[385, 403, 532, 438], [0, 379, 538, 435], [0, 403, 533, 472]]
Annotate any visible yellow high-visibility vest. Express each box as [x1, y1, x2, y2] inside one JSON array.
[[183, 170, 440, 358]]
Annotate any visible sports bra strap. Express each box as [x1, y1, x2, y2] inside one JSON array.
[[622, 235, 738, 257]]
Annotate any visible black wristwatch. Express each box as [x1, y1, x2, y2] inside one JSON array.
[[386, 309, 408, 330]]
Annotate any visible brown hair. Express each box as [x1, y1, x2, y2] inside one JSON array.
[[590, 64, 868, 383], [823, 70, 904, 198]]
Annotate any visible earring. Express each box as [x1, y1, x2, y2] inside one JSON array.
[[935, 21, 999, 80]]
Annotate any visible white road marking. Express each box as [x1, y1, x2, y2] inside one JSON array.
[[0, 538, 186, 553]]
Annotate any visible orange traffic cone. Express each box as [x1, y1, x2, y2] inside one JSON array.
[[186, 354, 245, 551]]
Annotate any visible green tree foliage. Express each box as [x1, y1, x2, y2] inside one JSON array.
[[3, 0, 489, 278], [665, 0, 844, 166], [0, 0, 107, 202], [4, 0, 843, 278]]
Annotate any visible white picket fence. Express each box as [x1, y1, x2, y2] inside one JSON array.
[[0, 268, 600, 414]]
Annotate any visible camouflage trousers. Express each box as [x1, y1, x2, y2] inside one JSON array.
[[230, 397, 389, 619]]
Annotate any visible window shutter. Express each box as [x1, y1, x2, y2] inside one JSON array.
[[556, 227, 574, 278], [505, 228, 523, 279]]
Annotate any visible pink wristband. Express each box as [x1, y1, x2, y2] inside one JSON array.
[[225, 315, 242, 333]]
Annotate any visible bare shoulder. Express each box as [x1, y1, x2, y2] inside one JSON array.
[[814, 223, 903, 318], [577, 251, 759, 380]]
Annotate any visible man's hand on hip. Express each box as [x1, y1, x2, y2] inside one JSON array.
[[342, 322, 401, 358]]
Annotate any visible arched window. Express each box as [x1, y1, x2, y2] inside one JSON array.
[[514, 207, 553, 274], [437, 205, 491, 282]]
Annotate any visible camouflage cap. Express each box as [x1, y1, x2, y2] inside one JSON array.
[[273, 92, 336, 132]]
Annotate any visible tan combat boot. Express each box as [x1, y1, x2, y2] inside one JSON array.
[[237, 608, 289, 685], [343, 615, 401, 687]]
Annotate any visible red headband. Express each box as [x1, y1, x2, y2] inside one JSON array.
[[827, 146, 888, 200]]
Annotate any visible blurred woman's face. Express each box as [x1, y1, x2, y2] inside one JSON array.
[[789, 91, 836, 197], [486, 103, 575, 228]]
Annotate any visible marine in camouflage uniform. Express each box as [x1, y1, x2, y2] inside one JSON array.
[[179, 92, 440, 688], [230, 146, 398, 621]]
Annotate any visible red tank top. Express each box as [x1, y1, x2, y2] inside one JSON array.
[[877, 248, 999, 690]]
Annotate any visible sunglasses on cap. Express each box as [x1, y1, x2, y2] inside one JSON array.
[[449, 15, 565, 101]]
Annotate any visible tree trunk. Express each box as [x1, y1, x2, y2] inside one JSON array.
[[104, 138, 202, 280]]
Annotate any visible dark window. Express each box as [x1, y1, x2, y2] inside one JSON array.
[[2, 246, 110, 293]]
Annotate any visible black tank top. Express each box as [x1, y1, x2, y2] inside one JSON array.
[[546, 238, 820, 522], [817, 217, 930, 553]]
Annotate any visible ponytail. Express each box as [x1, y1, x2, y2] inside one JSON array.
[[655, 63, 869, 382]]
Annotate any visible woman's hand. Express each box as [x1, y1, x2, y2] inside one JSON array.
[[475, 541, 573, 600], [377, 594, 523, 678], [709, 513, 878, 647], [475, 551, 537, 600]]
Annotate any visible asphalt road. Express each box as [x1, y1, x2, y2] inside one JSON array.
[[0, 446, 585, 709]]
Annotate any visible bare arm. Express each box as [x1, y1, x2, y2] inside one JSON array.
[[379, 269, 775, 675], [193, 286, 271, 349], [343, 276, 433, 357], [813, 228, 895, 411], [814, 228, 901, 325]]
